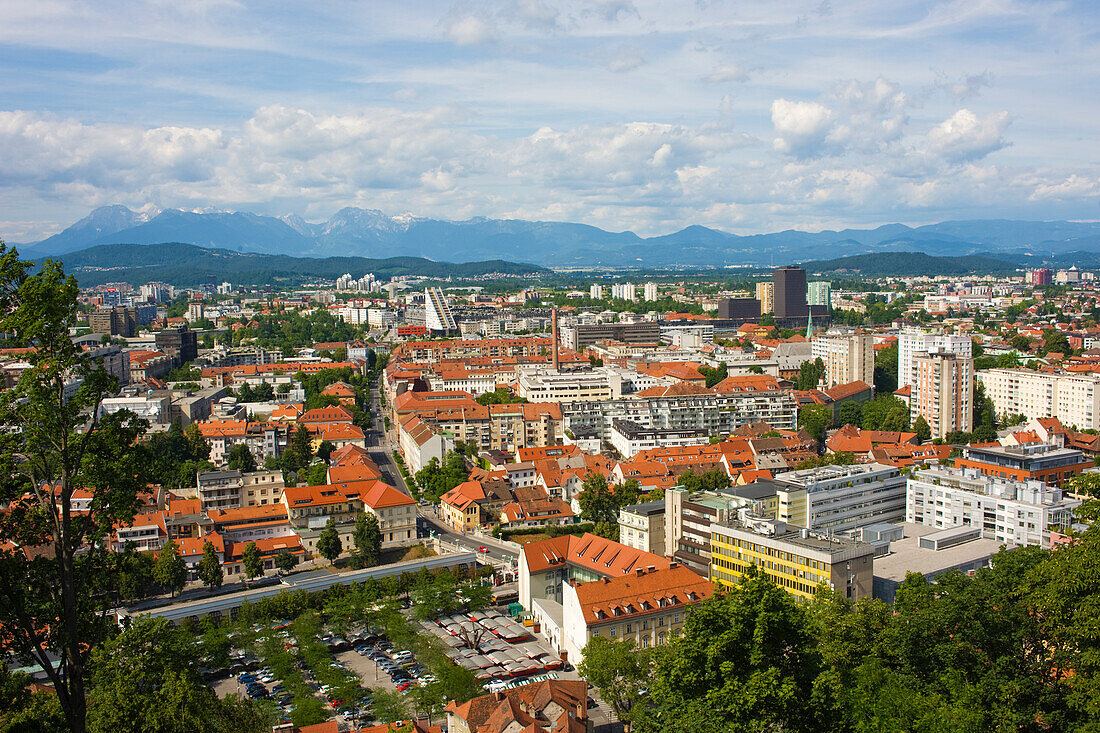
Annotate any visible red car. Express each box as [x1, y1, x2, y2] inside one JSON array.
[[477, 546, 488, 553]]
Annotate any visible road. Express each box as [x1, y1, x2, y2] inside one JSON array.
[[364, 368, 518, 567]]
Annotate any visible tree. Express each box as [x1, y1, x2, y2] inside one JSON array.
[[197, 540, 223, 591], [795, 357, 826, 390], [86, 617, 271, 733], [579, 637, 654, 729], [912, 414, 931, 443], [0, 245, 157, 733], [799, 403, 833, 444], [1010, 334, 1032, 352], [860, 395, 910, 432], [353, 512, 383, 568], [874, 343, 899, 394], [316, 519, 343, 565], [698, 362, 728, 389], [837, 401, 863, 428], [115, 543, 155, 603], [154, 540, 187, 598], [225, 443, 256, 473], [241, 541, 263, 581], [578, 473, 617, 527], [1042, 329, 1071, 356], [315, 440, 336, 462], [475, 388, 528, 405], [274, 549, 298, 575], [677, 468, 730, 493], [251, 381, 274, 402], [290, 424, 313, 468]]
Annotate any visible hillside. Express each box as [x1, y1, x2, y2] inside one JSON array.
[[52, 243, 547, 287], [801, 252, 1019, 276]]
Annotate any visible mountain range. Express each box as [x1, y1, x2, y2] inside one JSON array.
[[13, 205, 1100, 268]]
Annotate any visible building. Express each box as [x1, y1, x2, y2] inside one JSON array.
[[756, 282, 774, 314], [281, 479, 417, 558], [643, 282, 659, 302], [155, 325, 199, 366], [618, 500, 666, 556], [905, 465, 1078, 548], [445, 679, 589, 733], [561, 564, 712, 661], [425, 287, 457, 334], [610, 282, 636, 301], [807, 281, 832, 308], [767, 462, 908, 532], [897, 329, 973, 388], [609, 419, 707, 458], [196, 469, 285, 511], [716, 298, 762, 321], [89, 306, 138, 337], [589, 283, 603, 300], [664, 486, 749, 575], [911, 350, 973, 439], [811, 331, 874, 388], [773, 266, 808, 319], [710, 515, 876, 601], [870, 522, 1004, 602], [397, 415, 452, 474], [954, 441, 1091, 487], [516, 366, 623, 403], [1028, 268, 1053, 286], [977, 368, 1100, 431], [559, 322, 660, 351]]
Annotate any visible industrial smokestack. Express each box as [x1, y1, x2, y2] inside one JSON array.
[[551, 308, 560, 372]]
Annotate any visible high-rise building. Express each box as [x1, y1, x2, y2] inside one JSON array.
[[911, 350, 973, 439], [755, 282, 774, 315], [898, 328, 973, 388], [807, 281, 832, 308], [611, 283, 636, 301], [590, 283, 603, 300], [155, 325, 198, 366], [716, 298, 761, 320], [773, 267, 807, 319], [424, 287, 457, 334], [643, 282, 659, 302], [88, 306, 138, 337], [977, 368, 1100, 431], [811, 331, 874, 388], [1027, 268, 1053, 286]]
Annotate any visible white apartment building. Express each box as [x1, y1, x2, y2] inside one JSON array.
[[611, 283, 636, 301], [811, 331, 874, 388], [608, 419, 708, 458], [912, 351, 973, 439], [516, 366, 623, 403], [977, 369, 1100, 430], [898, 329, 973, 388], [906, 466, 1078, 548], [590, 283, 603, 300], [807, 281, 831, 308], [756, 282, 774, 314], [425, 287, 457, 333], [643, 282, 659, 302], [618, 500, 666, 555], [770, 462, 908, 533]]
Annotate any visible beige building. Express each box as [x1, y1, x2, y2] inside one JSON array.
[[618, 499, 666, 556], [516, 365, 623, 403], [912, 350, 973, 439], [756, 282, 774, 315], [977, 368, 1100, 431], [811, 331, 874, 388]]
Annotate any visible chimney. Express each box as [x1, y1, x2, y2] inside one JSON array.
[[551, 308, 560, 372], [668, 561, 678, 569]]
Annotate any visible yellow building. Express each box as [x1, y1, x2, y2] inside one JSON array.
[[710, 517, 874, 601]]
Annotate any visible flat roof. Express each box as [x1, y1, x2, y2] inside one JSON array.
[[873, 522, 1004, 582], [621, 499, 665, 515]]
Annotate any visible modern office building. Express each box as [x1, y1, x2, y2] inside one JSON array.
[[911, 350, 973, 439], [710, 515, 876, 601], [898, 328, 973, 388], [425, 287, 458, 334], [773, 266, 808, 319], [767, 462, 908, 533], [954, 441, 1091, 487], [155, 325, 199, 366], [516, 365, 623, 403], [811, 331, 875, 388], [89, 306, 138, 337], [807, 281, 832, 308], [559, 322, 660, 350], [905, 466, 1079, 548], [717, 297, 762, 321]]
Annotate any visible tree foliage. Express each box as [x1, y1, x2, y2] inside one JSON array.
[[795, 357, 827, 390], [154, 540, 187, 597], [352, 512, 383, 569], [241, 541, 263, 581], [414, 451, 469, 503], [316, 519, 342, 565], [225, 443, 256, 473]]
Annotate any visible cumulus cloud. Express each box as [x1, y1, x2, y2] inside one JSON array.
[[925, 108, 1011, 163], [444, 14, 497, 45], [771, 99, 835, 158]]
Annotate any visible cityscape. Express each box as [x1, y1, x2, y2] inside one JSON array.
[[1, 2, 1099, 733]]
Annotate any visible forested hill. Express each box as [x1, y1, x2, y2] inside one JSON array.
[[802, 251, 1018, 276], [49, 242, 547, 287]]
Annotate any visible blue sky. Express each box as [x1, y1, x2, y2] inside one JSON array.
[[1, 0, 1098, 241]]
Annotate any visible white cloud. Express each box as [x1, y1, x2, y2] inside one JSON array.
[[444, 14, 497, 45], [925, 108, 1011, 163], [586, 0, 640, 23], [771, 99, 835, 158], [608, 50, 645, 73], [704, 64, 748, 83]]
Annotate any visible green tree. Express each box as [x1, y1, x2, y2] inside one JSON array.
[[874, 342, 899, 394], [241, 541, 263, 581], [1042, 329, 1071, 356], [799, 403, 833, 444], [912, 414, 931, 443], [475, 388, 528, 405], [154, 540, 188, 598], [114, 542, 155, 603], [316, 519, 343, 565], [860, 394, 910, 432], [837, 401, 863, 427], [795, 357, 826, 390], [274, 549, 298, 574], [0, 245, 160, 733], [197, 540, 223, 591], [677, 467, 730, 493], [86, 617, 271, 733], [698, 362, 728, 389], [315, 440, 336, 462], [353, 512, 383, 568], [290, 424, 313, 468], [578, 637, 654, 729], [225, 443, 256, 473], [1010, 333, 1032, 352], [578, 473, 618, 527]]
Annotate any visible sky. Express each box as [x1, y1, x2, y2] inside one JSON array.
[[1, 0, 1098, 242]]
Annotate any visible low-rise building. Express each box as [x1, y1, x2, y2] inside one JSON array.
[[618, 500, 666, 556], [955, 441, 1091, 487], [766, 462, 908, 533], [608, 418, 708, 458]]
